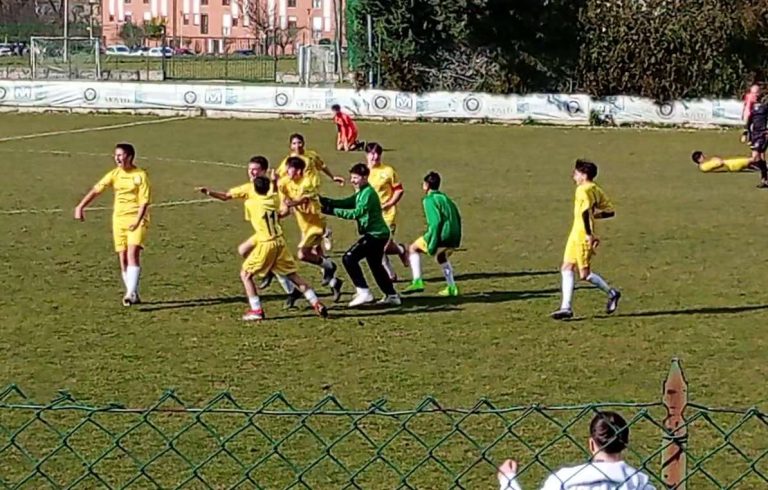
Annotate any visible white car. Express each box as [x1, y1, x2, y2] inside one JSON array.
[[105, 45, 131, 56], [0, 47, 12, 57], [147, 47, 173, 58]]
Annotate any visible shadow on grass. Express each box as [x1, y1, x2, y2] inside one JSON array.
[[424, 269, 557, 283], [609, 304, 768, 319]]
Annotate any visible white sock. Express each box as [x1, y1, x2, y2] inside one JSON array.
[[382, 255, 395, 278], [586, 272, 611, 293], [441, 261, 456, 287], [321, 257, 334, 272], [409, 252, 422, 280], [125, 265, 140, 297], [121, 270, 128, 290], [560, 270, 575, 310], [329, 277, 339, 288], [303, 288, 319, 306], [355, 287, 371, 297], [248, 295, 262, 310], [275, 274, 295, 294]]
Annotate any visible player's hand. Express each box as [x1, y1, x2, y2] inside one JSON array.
[[74, 207, 84, 221], [497, 460, 520, 490], [382, 202, 393, 211], [586, 235, 600, 251], [269, 169, 278, 183], [128, 222, 138, 232], [333, 176, 345, 186], [195, 186, 209, 196]]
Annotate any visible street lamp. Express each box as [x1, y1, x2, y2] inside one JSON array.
[[63, 0, 69, 62]]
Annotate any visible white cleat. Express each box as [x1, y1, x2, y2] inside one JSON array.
[[377, 295, 402, 306], [348, 291, 375, 307]]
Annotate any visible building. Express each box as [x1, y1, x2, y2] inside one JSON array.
[[100, 0, 342, 54]]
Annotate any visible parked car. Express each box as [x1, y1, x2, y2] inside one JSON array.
[[0, 46, 12, 57], [233, 49, 256, 56], [147, 47, 173, 58], [173, 47, 195, 56], [105, 45, 131, 56]]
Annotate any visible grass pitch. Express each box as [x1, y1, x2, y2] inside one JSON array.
[[1, 114, 767, 487]]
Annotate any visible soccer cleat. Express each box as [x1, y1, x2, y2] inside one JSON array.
[[258, 273, 274, 290], [437, 285, 460, 297], [606, 289, 622, 315], [550, 308, 574, 320], [348, 291, 375, 307], [122, 296, 132, 307], [284, 289, 303, 310], [377, 294, 402, 306], [757, 182, 768, 189], [242, 309, 265, 321], [402, 279, 425, 295], [322, 261, 337, 287], [331, 278, 344, 303], [122, 293, 140, 307], [314, 302, 329, 318]]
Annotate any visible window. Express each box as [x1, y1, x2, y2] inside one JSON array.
[[222, 0, 230, 4], [312, 0, 321, 8], [287, 19, 297, 29], [143, 0, 149, 4], [125, 0, 131, 3], [232, 18, 239, 26], [201, 0, 208, 5], [125, 14, 132, 23], [183, 14, 189, 25], [201, 13, 209, 34], [287, 0, 296, 7], [109, 14, 115, 21]]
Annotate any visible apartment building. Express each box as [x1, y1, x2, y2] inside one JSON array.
[[100, 0, 341, 54]]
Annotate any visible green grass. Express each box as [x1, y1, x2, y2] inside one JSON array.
[[1, 115, 768, 488]]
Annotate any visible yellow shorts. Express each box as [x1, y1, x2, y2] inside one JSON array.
[[383, 209, 397, 231], [113, 221, 148, 252], [297, 214, 325, 249], [413, 236, 455, 259], [563, 236, 593, 270], [242, 238, 298, 279]]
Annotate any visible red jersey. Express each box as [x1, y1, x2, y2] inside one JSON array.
[[333, 111, 358, 138]]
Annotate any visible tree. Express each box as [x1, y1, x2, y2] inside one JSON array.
[[247, 0, 301, 56], [119, 21, 145, 48]]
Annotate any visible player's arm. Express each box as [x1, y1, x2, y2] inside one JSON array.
[[196, 187, 233, 201], [422, 198, 442, 256], [382, 174, 404, 210], [75, 173, 111, 221], [333, 192, 369, 220], [322, 193, 357, 210]]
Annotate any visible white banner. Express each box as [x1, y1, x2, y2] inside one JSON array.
[[0, 81, 747, 127]]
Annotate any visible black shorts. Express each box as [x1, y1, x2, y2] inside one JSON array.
[[750, 136, 768, 153]]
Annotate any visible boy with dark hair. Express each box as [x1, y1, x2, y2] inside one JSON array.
[[332, 104, 362, 151]]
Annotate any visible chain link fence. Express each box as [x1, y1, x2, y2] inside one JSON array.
[[1, 360, 767, 489]]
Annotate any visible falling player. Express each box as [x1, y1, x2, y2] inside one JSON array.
[[195, 156, 303, 308], [277, 133, 345, 250], [551, 160, 621, 320], [239, 174, 328, 321], [74, 143, 150, 306], [403, 172, 462, 297], [365, 142, 409, 281], [690, 151, 763, 173], [280, 156, 344, 301], [332, 104, 363, 151]]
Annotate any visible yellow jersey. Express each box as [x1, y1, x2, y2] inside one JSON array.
[[570, 182, 613, 238], [279, 175, 322, 217], [228, 181, 277, 220], [368, 163, 402, 224], [93, 166, 151, 223], [244, 193, 283, 243], [699, 157, 751, 173], [277, 150, 326, 187]]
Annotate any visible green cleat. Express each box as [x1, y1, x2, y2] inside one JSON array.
[[402, 279, 425, 294], [438, 285, 460, 297]]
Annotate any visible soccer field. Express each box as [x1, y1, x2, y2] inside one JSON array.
[[1, 114, 768, 487]]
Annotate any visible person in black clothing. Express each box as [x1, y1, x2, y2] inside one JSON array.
[[746, 94, 768, 188], [320, 163, 401, 307]]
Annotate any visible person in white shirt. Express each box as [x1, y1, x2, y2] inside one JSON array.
[[497, 411, 655, 490]]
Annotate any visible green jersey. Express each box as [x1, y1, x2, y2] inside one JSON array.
[[324, 184, 391, 240], [422, 190, 462, 255]]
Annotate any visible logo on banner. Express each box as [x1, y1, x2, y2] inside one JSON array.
[[83, 88, 97, 102], [225, 88, 238, 105], [0, 87, 6, 100], [566, 99, 581, 115], [656, 102, 675, 118], [516, 102, 530, 114], [395, 93, 413, 112], [184, 91, 198, 105], [14, 86, 32, 100], [275, 92, 289, 107], [463, 96, 481, 114], [204, 89, 223, 104], [373, 95, 389, 110]]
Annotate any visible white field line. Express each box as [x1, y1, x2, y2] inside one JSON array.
[[0, 147, 243, 169], [0, 198, 217, 216], [0, 116, 189, 143]]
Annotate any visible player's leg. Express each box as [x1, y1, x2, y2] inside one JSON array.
[[240, 242, 274, 321], [123, 224, 147, 305], [270, 240, 328, 317], [240, 269, 264, 321], [382, 223, 408, 282], [285, 272, 328, 318], [578, 265, 621, 315], [364, 237, 400, 304], [336, 131, 344, 151], [551, 261, 577, 320], [403, 237, 428, 293], [239, 236, 273, 289], [758, 147, 768, 187], [343, 236, 376, 306], [435, 248, 459, 297], [113, 224, 129, 297]]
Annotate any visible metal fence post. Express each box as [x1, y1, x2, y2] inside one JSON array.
[[661, 358, 688, 489]]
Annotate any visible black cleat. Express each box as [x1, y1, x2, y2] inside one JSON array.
[[258, 272, 274, 290], [331, 278, 344, 303], [550, 308, 574, 320], [606, 289, 622, 315], [284, 289, 303, 310]]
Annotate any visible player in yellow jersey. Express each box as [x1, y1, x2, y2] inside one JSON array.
[[279, 157, 344, 301], [74, 143, 150, 306], [277, 133, 345, 250], [690, 150, 764, 173], [195, 155, 303, 308], [365, 143, 409, 281], [239, 175, 328, 321], [552, 160, 621, 320]]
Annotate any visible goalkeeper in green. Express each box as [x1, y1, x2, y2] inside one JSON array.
[[403, 171, 463, 297]]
